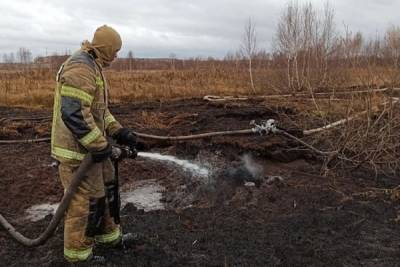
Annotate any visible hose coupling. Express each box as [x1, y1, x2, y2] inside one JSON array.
[[250, 119, 278, 136]]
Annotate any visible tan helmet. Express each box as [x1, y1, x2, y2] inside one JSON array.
[[91, 25, 122, 66]]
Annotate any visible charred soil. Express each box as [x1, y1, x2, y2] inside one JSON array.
[[0, 98, 399, 266]]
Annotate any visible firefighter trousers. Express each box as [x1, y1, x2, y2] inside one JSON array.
[[59, 159, 121, 262]]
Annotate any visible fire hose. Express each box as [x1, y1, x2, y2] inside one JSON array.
[[0, 154, 93, 246], [134, 119, 332, 156], [0, 119, 328, 247], [0, 146, 136, 247]]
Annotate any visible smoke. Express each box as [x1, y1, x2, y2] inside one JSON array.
[[241, 154, 263, 179], [218, 153, 264, 188]]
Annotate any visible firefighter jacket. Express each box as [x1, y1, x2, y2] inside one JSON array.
[[51, 48, 122, 163]]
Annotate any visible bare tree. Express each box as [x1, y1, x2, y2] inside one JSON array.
[[17, 47, 32, 64], [317, 1, 336, 84], [384, 25, 400, 68], [275, 1, 337, 92], [127, 50, 134, 71], [340, 26, 363, 67], [224, 51, 236, 61], [276, 1, 301, 91], [240, 17, 258, 93], [169, 53, 177, 70], [2, 52, 15, 64]]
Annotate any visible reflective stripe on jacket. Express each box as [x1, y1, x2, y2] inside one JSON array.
[[51, 50, 122, 162]]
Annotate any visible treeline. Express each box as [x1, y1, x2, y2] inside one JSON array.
[[1, 1, 400, 91]]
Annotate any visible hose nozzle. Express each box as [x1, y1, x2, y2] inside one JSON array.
[[111, 146, 138, 161]]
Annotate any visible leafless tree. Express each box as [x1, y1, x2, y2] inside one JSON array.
[[339, 25, 363, 68], [17, 47, 32, 64], [384, 25, 400, 68], [317, 2, 336, 84], [2, 53, 15, 64], [276, 1, 302, 91], [240, 17, 258, 93], [127, 50, 134, 71], [275, 1, 336, 92], [169, 53, 177, 70], [224, 51, 236, 61]]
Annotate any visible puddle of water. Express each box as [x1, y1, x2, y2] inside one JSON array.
[[26, 152, 211, 222], [121, 181, 165, 212], [137, 152, 210, 177], [25, 203, 59, 222], [24, 180, 165, 222]]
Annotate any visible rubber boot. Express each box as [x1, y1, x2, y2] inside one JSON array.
[[113, 233, 144, 250], [70, 255, 106, 266]]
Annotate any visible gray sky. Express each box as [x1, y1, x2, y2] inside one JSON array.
[[0, 0, 399, 59]]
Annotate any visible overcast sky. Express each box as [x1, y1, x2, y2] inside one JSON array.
[[0, 0, 399, 59]]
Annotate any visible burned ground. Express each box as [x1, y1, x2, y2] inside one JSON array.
[[0, 98, 399, 266]]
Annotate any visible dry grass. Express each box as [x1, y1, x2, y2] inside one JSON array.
[[1, 68, 257, 108], [0, 70, 54, 108], [0, 66, 383, 108], [0, 63, 399, 175]]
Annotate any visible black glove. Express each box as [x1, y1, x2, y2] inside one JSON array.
[[134, 141, 146, 151], [91, 144, 112, 162], [113, 128, 137, 148]]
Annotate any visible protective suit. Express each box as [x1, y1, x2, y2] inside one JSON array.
[[51, 25, 126, 263]]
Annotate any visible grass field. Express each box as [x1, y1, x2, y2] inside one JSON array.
[[0, 61, 399, 175], [0, 62, 396, 108]]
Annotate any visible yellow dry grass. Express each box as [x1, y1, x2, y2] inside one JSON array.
[[0, 68, 256, 108], [0, 66, 395, 109]]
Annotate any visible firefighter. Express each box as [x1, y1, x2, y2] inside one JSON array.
[[51, 25, 137, 263]]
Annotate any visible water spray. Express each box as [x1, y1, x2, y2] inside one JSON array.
[[0, 117, 331, 247], [137, 152, 210, 177]]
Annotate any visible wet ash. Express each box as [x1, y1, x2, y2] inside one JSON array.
[[162, 153, 265, 210]]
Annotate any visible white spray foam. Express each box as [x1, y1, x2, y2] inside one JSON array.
[[24, 181, 165, 222], [25, 153, 210, 222], [137, 152, 210, 177], [25, 203, 59, 222], [121, 181, 165, 212]]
